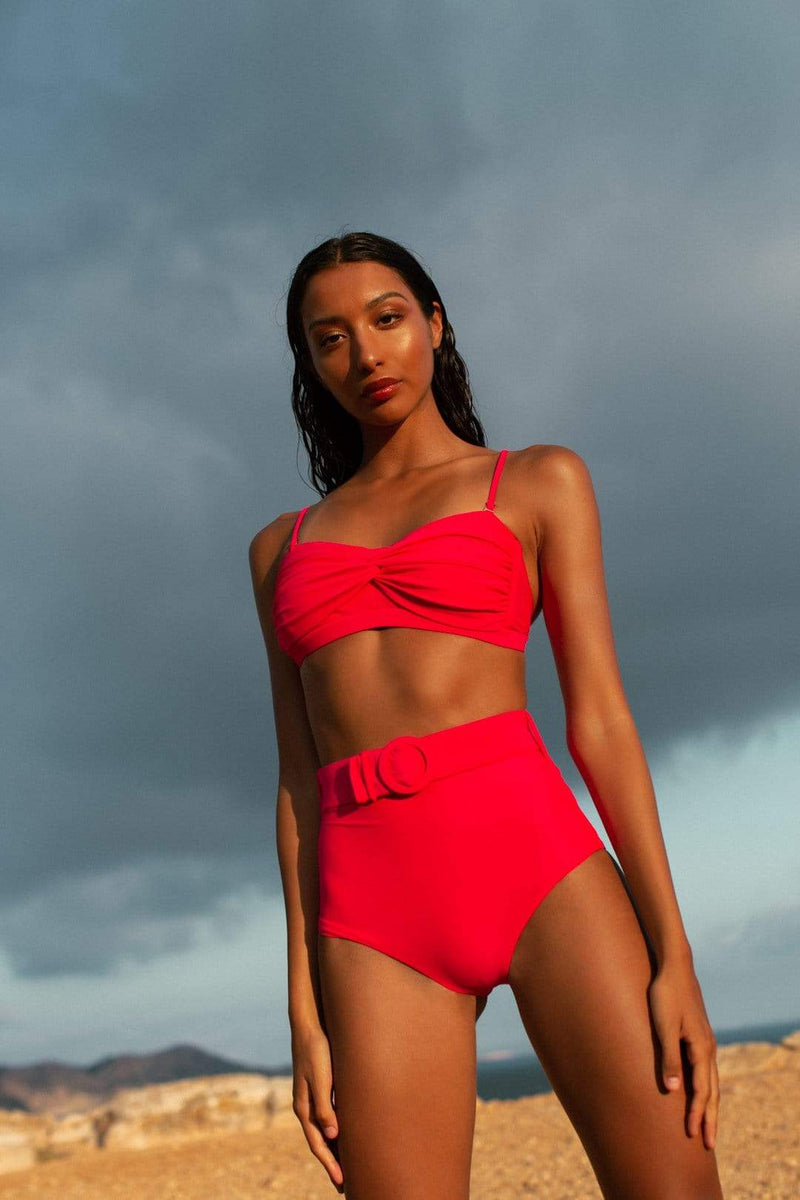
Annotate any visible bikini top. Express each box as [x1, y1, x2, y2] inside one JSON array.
[[272, 448, 535, 667]]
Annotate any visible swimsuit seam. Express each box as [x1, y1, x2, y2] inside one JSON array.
[[317, 919, 485, 996], [290, 506, 519, 553]]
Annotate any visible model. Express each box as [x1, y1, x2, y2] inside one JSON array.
[[249, 231, 724, 1199]]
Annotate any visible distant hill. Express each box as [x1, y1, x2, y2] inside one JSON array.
[[0, 1043, 277, 1115]]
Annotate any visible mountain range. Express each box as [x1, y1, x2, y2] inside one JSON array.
[[0, 1043, 289, 1115]]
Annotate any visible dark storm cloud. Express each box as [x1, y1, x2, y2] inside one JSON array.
[[2, 1, 798, 977], [1, 856, 265, 978], [0, 0, 483, 283]]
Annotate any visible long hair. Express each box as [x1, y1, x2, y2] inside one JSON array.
[[285, 231, 487, 495]]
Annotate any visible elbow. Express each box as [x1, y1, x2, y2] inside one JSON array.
[[565, 705, 637, 757]]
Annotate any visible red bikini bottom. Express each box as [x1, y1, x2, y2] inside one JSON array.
[[316, 707, 606, 996]]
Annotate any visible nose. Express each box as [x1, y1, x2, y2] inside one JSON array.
[[352, 327, 383, 372]]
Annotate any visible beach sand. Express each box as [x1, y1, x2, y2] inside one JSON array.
[[0, 1043, 796, 1200]]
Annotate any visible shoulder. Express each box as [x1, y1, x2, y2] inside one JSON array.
[[513, 442, 592, 485], [514, 443, 596, 503], [248, 510, 303, 587], [510, 444, 599, 547]]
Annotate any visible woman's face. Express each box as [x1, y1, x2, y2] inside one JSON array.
[[300, 260, 443, 421]]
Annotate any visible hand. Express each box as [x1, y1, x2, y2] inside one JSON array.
[[290, 1023, 344, 1191], [647, 955, 720, 1150]]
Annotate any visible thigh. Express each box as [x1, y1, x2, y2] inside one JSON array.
[[318, 933, 479, 1200], [508, 849, 724, 1200]]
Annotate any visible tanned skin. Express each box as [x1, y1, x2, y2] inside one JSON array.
[[249, 259, 723, 1199]]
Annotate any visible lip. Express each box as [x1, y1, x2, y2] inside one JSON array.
[[361, 377, 400, 399]]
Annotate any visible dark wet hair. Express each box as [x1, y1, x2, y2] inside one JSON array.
[[285, 230, 486, 495]]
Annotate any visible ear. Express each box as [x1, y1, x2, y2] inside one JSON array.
[[429, 301, 444, 351]]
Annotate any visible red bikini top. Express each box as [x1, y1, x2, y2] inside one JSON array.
[[272, 448, 535, 667]]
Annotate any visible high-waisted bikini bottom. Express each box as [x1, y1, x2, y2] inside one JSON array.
[[316, 707, 606, 996]]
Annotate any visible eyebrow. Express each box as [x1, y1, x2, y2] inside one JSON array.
[[307, 291, 408, 332]]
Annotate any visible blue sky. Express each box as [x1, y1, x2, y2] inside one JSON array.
[[1, 0, 798, 1067]]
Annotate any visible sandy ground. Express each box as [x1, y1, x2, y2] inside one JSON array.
[[0, 1060, 796, 1200]]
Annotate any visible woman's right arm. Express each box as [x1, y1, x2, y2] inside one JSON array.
[[249, 515, 324, 1033], [248, 517, 344, 1190]]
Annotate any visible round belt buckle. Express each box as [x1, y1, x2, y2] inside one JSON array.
[[375, 736, 429, 796]]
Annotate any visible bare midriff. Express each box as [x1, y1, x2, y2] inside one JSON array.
[[300, 629, 532, 767]]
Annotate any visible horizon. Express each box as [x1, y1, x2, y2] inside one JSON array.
[[3, 1014, 800, 1074]]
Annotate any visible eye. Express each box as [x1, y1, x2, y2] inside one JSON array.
[[318, 311, 402, 349], [319, 332, 343, 348]]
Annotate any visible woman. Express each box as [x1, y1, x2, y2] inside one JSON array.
[[249, 231, 724, 1199]]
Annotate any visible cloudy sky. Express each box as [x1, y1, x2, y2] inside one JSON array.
[[2, 1, 798, 1069]]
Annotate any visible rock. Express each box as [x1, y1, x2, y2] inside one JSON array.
[[716, 1040, 800, 1078], [0, 1072, 296, 1169], [0, 1130, 37, 1175], [717, 1041, 784, 1077], [100, 1074, 278, 1151], [265, 1076, 293, 1115], [47, 1112, 97, 1153]]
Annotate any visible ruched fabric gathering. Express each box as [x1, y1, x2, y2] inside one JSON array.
[[272, 508, 535, 667]]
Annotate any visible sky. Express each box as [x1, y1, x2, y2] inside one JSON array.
[[1, 1, 799, 1070]]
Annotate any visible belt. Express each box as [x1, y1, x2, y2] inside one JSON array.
[[317, 708, 546, 813]]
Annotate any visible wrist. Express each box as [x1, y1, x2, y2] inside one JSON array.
[[289, 1005, 324, 1037], [653, 936, 693, 970]]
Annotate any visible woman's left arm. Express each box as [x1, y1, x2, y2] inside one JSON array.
[[529, 443, 719, 1151]]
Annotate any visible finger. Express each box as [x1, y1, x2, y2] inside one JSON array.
[[655, 1020, 683, 1092], [685, 1038, 712, 1138], [293, 1088, 344, 1190], [311, 1077, 339, 1141], [301, 1114, 345, 1189], [703, 1054, 721, 1150], [309, 1082, 343, 1185]]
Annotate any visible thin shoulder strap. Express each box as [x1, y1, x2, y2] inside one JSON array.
[[290, 505, 310, 547], [484, 448, 509, 511]]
